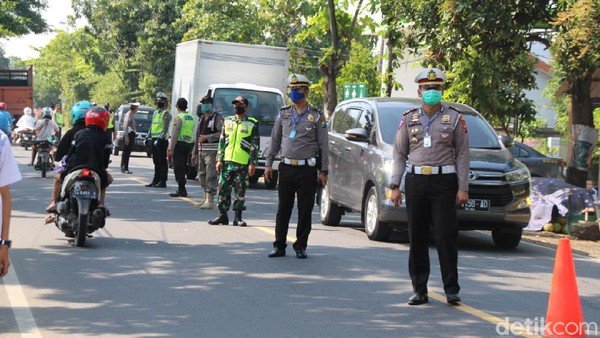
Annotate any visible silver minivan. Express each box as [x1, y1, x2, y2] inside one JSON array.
[[320, 98, 531, 248]]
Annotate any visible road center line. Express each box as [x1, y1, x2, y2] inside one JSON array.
[[3, 265, 42, 337], [126, 175, 535, 336]]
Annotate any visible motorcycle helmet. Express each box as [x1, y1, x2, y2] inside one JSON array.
[[156, 92, 168, 102], [0, 102, 6, 110], [85, 106, 110, 131], [42, 107, 53, 119], [71, 101, 93, 123], [23, 107, 33, 116]]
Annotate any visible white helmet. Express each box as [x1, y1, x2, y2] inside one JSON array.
[[23, 107, 33, 116], [42, 107, 53, 119]]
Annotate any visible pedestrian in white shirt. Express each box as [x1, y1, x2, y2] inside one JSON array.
[[0, 130, 22, 277]]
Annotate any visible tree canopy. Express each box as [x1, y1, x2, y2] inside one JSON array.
[[0, 0, 47, 38]]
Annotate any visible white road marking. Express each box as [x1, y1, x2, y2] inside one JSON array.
[[3, 265, 42, 337]]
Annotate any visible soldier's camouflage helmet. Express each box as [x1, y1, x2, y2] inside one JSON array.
[[414, 68, 446, 85]]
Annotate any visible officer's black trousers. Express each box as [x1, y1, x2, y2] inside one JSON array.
[[405, 173, 460, 295], [173, 141, 193, 193], [273, 163, 317, 250], [120, 131, 135, 171], [151, 138, 168, 183]]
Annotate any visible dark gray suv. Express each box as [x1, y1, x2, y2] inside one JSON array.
[[320, 98, 531, 248]]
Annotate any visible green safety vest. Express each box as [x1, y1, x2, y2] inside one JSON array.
[[107, 113, 114, 129], [150, 109, 168, 137], [223, 116, 257, 165], [54, 111, 63, 125], [177, 112, 195, 143]]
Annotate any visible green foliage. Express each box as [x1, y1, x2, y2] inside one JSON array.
[[337, 43, 380, 100], [551, 0, 600, 83], [0, 46, 10, 68], [0, 0, 48, 38], [30, 30, 95, 117]]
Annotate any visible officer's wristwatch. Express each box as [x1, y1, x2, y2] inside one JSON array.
[[0, 240, 12, 248]]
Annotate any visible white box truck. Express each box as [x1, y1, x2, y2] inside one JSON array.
[[171, 40, 290, 188]]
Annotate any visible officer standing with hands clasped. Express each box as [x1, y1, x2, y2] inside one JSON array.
[[146, 93, 172, 188], [208, 96, 259, 226], [167, 98, 196, 197], [265, 73, 328, 259], [390, 68, 470, 306], [192, 95, 223, 209]]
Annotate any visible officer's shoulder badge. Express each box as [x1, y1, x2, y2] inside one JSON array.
[[403, 108, 418, 116], [307, 113, 315, 122]]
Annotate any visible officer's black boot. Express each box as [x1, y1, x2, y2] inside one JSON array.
[[233, 210, 246, 227], [208, 211, 228, 225]]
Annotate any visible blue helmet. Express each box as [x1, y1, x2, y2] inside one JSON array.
[[71, 101, 93, 122]]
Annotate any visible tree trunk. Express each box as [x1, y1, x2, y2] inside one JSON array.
[[384, 33, 394, 97], [323, 0, 340, 116], [566, 72, 594, 188]]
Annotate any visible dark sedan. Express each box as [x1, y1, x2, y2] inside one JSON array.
[[320, 98, 531, 249], [507, 141, 564, 179]]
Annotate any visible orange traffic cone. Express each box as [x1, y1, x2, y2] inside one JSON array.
[[545, 238, 586, 337]]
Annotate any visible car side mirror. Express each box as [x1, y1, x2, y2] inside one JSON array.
[[345, 128, 369, 143], [500, 135, 513, 148]]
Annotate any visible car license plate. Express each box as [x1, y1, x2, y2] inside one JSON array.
[[71, 189, 97, 199], [458, 199, 490, 212]]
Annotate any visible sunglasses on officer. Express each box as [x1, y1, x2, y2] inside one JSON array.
[[420, 84, 443, 91]]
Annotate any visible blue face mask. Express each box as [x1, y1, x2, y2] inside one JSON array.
[[200, 104, 212, 113], [422, 90, 442, 105], [289, 89, 306, 103]]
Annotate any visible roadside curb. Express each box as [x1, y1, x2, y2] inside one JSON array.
[[522, 233, 599, 259]]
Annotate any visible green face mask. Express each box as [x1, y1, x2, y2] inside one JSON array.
[[200, 104, 212, 113], [422, 90, 442, 105]]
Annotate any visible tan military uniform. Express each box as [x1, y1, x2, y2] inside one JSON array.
[[392, 105, 470, 191]]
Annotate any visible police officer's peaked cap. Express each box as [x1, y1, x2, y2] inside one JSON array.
[[415, 68, 446, 85], [200, 95, 213, 104], [287, 73, 311, 88]]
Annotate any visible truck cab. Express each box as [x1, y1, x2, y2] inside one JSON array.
[[204, 83, 284, 189]]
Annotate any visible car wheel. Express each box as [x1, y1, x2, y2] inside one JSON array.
[[320, 183, 342, 226], [492, 228, 522, 249], [364, 186, 392, 241]]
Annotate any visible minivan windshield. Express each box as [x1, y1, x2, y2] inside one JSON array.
[[212, 88, 284, 137], [377, 104, 501, 149]]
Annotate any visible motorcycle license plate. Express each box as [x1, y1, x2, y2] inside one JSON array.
[[458, 199, 490, 212], [71, 189, 97, 199]]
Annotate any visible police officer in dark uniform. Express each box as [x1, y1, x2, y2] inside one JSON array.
[[146, 93, 172, 188], [390, 68, 470, 305], [265, 73, 329, 259]]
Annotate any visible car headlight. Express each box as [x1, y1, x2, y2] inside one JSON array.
[[505, 167, 530, 182]]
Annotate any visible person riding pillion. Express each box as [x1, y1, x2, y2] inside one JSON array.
[[167, 98, 197, 197], [146, 93, 172, 188], [192, 95, 224, 209], [208, 96, 259, 226]]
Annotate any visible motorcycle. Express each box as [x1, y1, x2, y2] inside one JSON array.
[[34, 137, 57, 178], [53, 166, 107, 247], [18, 129, 35, 150]]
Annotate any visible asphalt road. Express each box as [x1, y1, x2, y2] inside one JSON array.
[[1, 145, 599, 337]]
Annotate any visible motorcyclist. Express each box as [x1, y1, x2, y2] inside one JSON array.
[[63, 106, 113, 209], [46, 101, 93, 213], [0, 102, 12, 140], [13, 107, 36, 142], [30, 107, 59, 167]]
